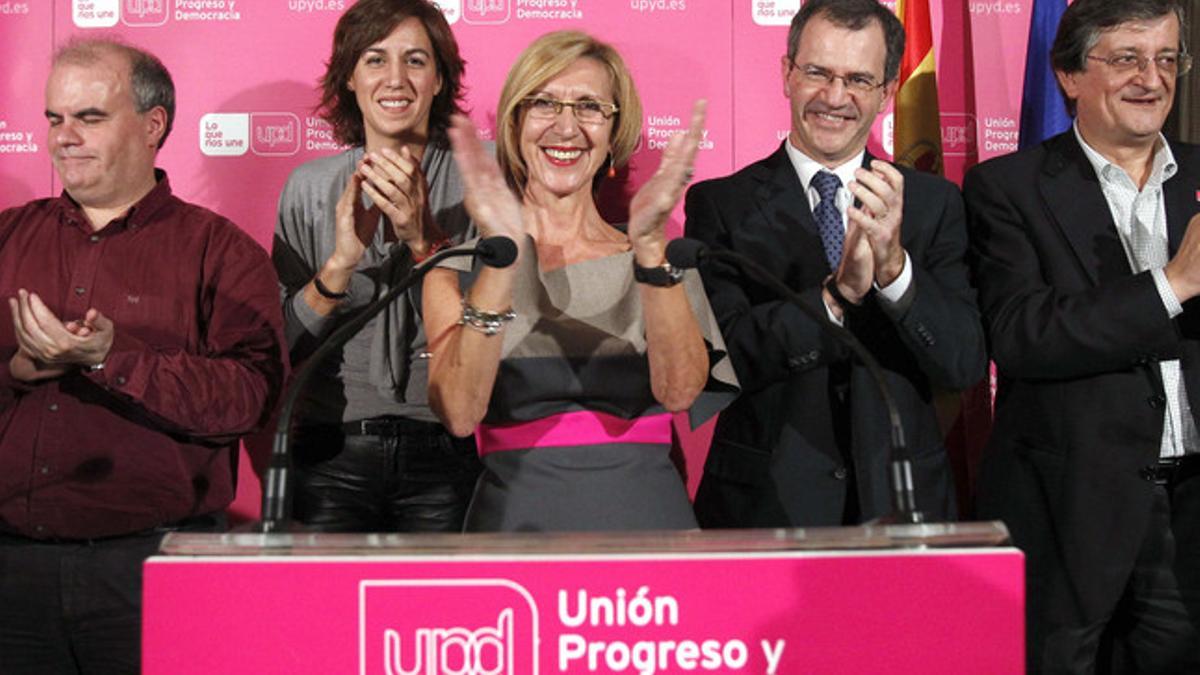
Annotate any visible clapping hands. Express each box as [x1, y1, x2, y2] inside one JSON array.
[[628, 100, 707, 264], [447, 114, 526, 243]]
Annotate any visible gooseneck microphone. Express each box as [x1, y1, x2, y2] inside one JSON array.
[[470, 235, 519, 268], [666, 238, 923, 524], [259, 236, 518, 533]]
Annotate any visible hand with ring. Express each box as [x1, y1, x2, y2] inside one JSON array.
[[847, 159, 905, 287], [360, 146, 438, 256]]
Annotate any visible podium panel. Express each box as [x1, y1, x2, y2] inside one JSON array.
[[144, 524, 1021, 674]]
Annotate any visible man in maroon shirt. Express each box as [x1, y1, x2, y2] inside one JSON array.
[[0, 39, 285, 674]]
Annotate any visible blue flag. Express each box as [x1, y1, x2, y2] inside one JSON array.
[[1019, 0, 1071, 149]]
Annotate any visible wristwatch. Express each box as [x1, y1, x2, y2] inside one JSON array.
[[824, 276, 868, 310], [633, 260, 685, 287]]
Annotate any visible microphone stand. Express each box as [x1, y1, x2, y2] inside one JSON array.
[[668, 240, 923, 524], [259, 242, 506, 533]]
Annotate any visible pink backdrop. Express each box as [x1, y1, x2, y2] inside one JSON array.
[[0, 0, 1036, 520]]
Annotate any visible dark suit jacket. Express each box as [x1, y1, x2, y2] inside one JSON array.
[[965, 131, 1200, 628], [685, 143, 986, 526]]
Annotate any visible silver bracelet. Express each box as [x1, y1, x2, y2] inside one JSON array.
[[459, 298, 516, 336]]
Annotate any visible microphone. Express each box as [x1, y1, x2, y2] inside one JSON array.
[[259, 236, 517, 533], [666, 237, 923, 524], [665, 237, 707, 269], [475, 235, 518, 268]]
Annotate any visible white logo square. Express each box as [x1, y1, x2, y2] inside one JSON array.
[[752, 0, 799, 26], [73, 0, 120, 27], [199, 113, 250, 157], [431, 0, 461, 24]]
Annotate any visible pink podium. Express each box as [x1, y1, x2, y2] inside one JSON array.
[[143, 523, 1021, 674]]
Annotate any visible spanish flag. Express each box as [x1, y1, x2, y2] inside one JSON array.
[[893, 0, 943, 175]]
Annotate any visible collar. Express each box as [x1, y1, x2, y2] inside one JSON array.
[[57, 169, 174, 233], [784, 139, 865, 192], [1073, 122, 1176, 188]]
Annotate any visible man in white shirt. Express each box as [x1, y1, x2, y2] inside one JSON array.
[[686, 0, 985, 527], [965, 0, 1200, 670]]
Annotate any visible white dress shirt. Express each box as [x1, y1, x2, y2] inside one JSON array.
[[784, 140, 913, 320], [1075, 123, 1197, 458]]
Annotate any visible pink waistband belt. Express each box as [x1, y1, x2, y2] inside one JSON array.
[[474, 410, 673, 456]]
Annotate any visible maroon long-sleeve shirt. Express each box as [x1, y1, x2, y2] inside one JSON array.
[[0, 173, 286, 539]]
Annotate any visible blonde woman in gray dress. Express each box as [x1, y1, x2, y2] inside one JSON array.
[[423, 31, 737, 532]]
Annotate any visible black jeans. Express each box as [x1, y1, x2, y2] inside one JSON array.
[[0, 514, 225, 675], [292, 418, 480, 532]]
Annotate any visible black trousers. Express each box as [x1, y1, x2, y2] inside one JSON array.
[[0, 514, 224, 675], [292, 418, 481, 532], [1038, 460, 1200, 674]]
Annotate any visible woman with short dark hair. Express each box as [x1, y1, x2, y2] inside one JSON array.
[[272, 0, 480, 532]]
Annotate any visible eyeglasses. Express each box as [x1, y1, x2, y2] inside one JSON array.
[[520, 96, 619, 124], [790, 63, 886, 94], [1085, 51, 1193, 78]]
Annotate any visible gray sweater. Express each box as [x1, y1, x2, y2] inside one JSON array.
[[272, 144, 475, 424]]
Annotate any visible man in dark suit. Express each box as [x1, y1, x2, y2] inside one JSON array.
[[686, 0, 985, 527], [965, 0, 1200, 670]]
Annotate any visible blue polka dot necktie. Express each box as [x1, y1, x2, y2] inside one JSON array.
[[810, 170, 843, 271]]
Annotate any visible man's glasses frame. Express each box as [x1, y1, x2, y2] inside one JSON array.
[[1085, 50, 1193, 78], [789, 62, 888, 94]]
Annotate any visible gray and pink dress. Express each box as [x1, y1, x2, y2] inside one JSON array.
[[443, 235, 738, 532]]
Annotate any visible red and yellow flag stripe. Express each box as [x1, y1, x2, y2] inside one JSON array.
[[894, 0, 944, 175]]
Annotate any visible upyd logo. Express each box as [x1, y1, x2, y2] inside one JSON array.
[[463, 0, 509, 24], [200, 113, 301, 157], [123, 0, 168, 24], [360, 579, 539, 675], [251, 113, 301, 156]]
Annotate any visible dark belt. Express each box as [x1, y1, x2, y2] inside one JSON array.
[[1139, 455, 1200, 486], [339, 416, 448, 437], [0, 511, 225, 545], [149, 511, 227, 534]]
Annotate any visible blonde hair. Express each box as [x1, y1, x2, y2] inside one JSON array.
[[495, 31, 643, 192]]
